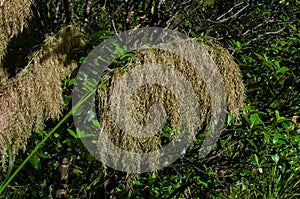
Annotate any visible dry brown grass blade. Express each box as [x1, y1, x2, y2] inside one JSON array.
[[0, 25, 85, 170]]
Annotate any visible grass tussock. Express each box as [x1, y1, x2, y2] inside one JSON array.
[[201, 39, 245, 119], [0, 25, 84, 170], [97, 39, 244, 172], [0, 33, 8, 65], [0, 62, 8, 88], [0, 0, 33, 38], [0, 0, 33, 87]]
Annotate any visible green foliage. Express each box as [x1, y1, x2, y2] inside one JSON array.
[[1, 0, 299, 198]]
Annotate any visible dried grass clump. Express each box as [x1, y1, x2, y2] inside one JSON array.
[[0, 0, 33, 38], [0, 0, 33, 86], [97, 39, 244, 172], [0, 25, 84, 170], [201, 39, 245, 119], [0, 32, 8, 84], [0, 33, 8, 63], [0, 62, 8, 87]]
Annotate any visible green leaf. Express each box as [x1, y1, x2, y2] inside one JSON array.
[[248, 139, 258, 151], [244, 104, 252, 112], [63, 95, 72, 105], [282, 122, 290, 132], [263, 53, 269, 61], [274, 61, 280, 69], [277, 67, 289, 73], [76, 128, 95, 138], [208, 171, 218, 176], [163, 125, 172, 132], [97, 56, 110, 64], [55, 141, 62, 152], [151, 173, 157, 179], [113, 42, 124, 56], [29, 153, 40, 170], [72, 104, 85, 116], [162, 132, 171, 138], [273, 132, 287, 145], [254, 52, 263, 60], [92, 119, 101, 128], [86, 108, 96, 122], [0, 133, 14, 182], [79, 57, 86, 64], [275, 110, 288, 122], [67, 128, 78, 139], [271, 154, 280, 164], [119, 52, 135, 60], [250, 114, 263, 128], [200, 180, 208, 188], [69, 78, 75, 85], [36, 130, 47, 136], [83, 79, 98, 93], [227, 113, 234, 125], [115, 187, 121, 192], [151, 5, 155, 14], [262, 131, 271, 144], [250, 154, 259, 165], [134, 180, 142, 185]]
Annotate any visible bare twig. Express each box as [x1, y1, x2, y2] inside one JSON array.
[[126, 3, 135, 23], [216, 1, 244, 21], [211, 3, 249, 23], [111, 20, 118, 35], [166, 10, 181, 29], [247, 27, 287, 44]]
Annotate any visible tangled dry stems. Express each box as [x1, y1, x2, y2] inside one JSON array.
[[0, 0, 33, 87], [0, 0, 32, 37], [201, 38, 245, 119], [0, 3, 244, 175], [97, 39, 244, 172], [0, 26, 84, 170]]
